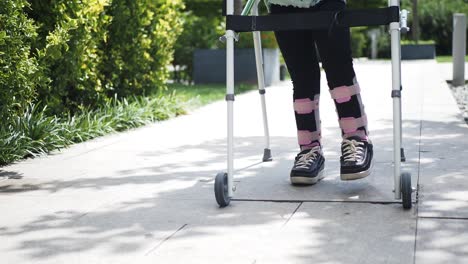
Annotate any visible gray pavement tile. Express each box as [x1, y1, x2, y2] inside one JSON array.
[[415, 218, 468, 264], [0, 199, 296, 264], [413, 60, 468, 218], [0, 177, 78, 196], [417, 108, 468, 218], [319, 119, 421, 163], [0, 60, 455, 263], [0, 161, 87, 183], [417, 151, 468, 218], [233, 156, 418, 203], [0, 195, 115, 264], [141, 203, 416, 264]]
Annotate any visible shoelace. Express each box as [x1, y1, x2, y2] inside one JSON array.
[[295, 146, 321, 169], [342, 139, 365, 162]]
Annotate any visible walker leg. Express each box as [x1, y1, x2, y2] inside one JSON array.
[[398, 31, 406, 162], [389, 0, 402, 200], [226, 38, 235, 198], [214, 0, 236, 206], [252, 1, 272, 162]]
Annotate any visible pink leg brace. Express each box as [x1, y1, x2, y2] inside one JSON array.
[[294, 95, 321, 149], [329, 81, 368, 139]]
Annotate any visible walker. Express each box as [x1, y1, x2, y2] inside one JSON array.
[[214, 0, 414, 209]]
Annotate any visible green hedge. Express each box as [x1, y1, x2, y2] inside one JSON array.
[[103, 0, 184, 97], [0, 0, 186, 165], [0, 0, 41, 123], [25, 0, 184, 114], [409, 0, 468, 55], [30, 0, 111, 114]]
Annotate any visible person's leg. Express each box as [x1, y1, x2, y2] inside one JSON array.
[[314, 1, 368, 140], [271, 4, 322, 151], [314, 0, 373, 180], [271, 4, 325, 185]]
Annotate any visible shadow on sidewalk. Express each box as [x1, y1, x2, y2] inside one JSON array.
[[0, 117, 466, 262]]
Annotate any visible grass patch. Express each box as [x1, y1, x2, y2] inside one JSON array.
[[0, 83, 256, 166], [437, 55, 468, 63], [0, 95, 185, 165], [401, 40, 436, 45], [166, 83, 256, 108]]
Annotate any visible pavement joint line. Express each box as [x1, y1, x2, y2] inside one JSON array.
[[232, 198, 410, 205], [61, 138, 125, 161], [412, 184, 421, 264], [234, 161, 264, 173], [412, 107, 423, 264], [413, 193, 420, 264], [144, 223, 188, 256], [418, 216, 468, 221], [282, 202, 302, 228]]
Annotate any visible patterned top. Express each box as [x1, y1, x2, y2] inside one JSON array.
[[266, 0, 345, 8]]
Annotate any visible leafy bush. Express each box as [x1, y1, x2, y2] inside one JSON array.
[[27, 0, 185, 113], [103, 0, 184, 97], [408, 0, 468, 55], [0, 0, 41, 123], [0, 103, 72, 165], [30, 0, 111, 114]]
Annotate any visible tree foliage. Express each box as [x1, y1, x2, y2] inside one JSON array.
[[0, 0, 41, 122], [103, 0, 184, 97], [31, 0, 111, 113], [22, 0, 184, 114], [405, 0, 468, 54]]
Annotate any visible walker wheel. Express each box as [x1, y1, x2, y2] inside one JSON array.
[[401, 172, 412, 209], [215, 172, 231, 207]]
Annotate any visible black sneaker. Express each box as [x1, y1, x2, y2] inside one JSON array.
[[290, 146, 325, 185], [340, 136, 373, 180]]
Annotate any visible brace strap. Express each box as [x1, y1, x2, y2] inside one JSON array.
[[294, 98, 319, 114], [330, 84, 361, 103], [339, 115, 368, 133], [226, 7, 399, 32], [343, 130, 368, 140], [298, 130, 321, 145]]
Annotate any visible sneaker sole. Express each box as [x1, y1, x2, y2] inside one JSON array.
[[340, 161, 373, 181], [291, 169, 325, 185]]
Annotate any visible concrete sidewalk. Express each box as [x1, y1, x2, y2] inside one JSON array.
[[1, 60, 468, 264]]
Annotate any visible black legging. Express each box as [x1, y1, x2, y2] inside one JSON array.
[[271, 1, 368, 150]]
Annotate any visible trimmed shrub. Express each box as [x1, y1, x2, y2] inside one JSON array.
[[0, 0, 41, 123], [31, 0, 111, 114], [103, 0, 184, 97], [411, 0, 468, 55], [28, 0, 185, 113]]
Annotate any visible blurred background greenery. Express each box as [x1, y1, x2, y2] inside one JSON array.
[[0, 0, 467, 165]]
